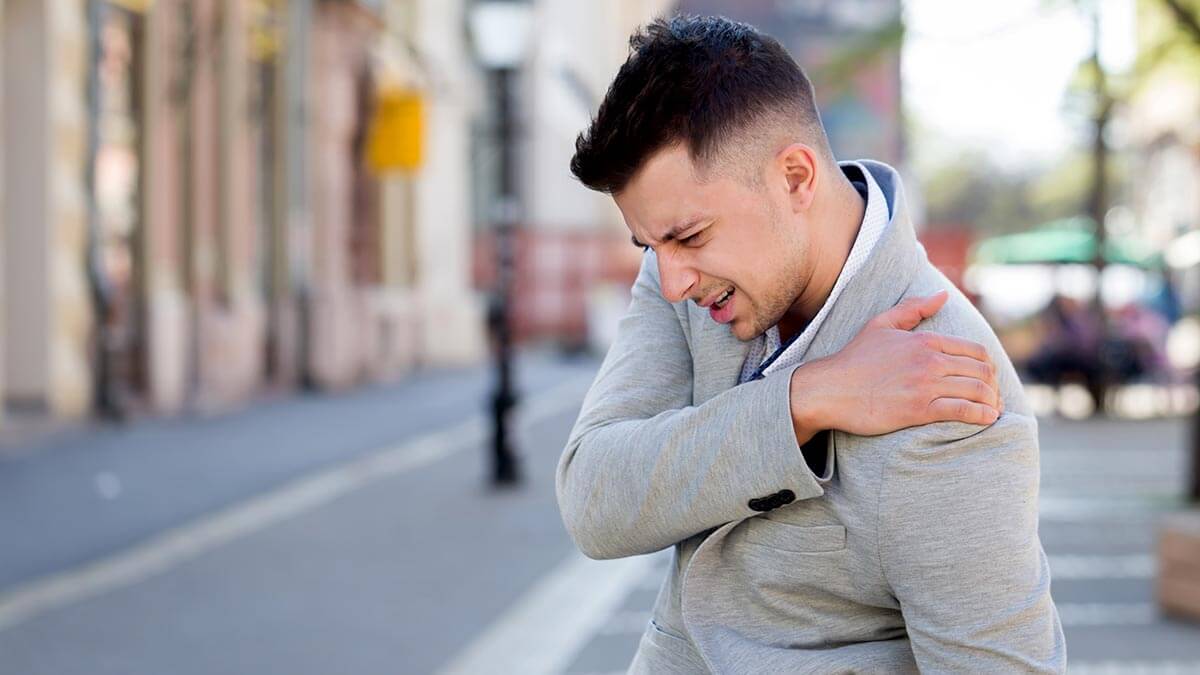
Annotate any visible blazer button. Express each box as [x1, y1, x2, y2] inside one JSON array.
[[775, 489, 795, 506], [747, 497, 769, 512]]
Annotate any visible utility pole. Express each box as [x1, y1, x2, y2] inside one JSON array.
[[1085, 5, 1114, 415]]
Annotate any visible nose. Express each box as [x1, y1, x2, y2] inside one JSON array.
[[656, 251, 697, 304]]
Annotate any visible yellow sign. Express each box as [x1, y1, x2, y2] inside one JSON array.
[[107, 0, 155, 12], [367, 89, 424, 173]]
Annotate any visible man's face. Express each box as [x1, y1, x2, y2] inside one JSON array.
[[614, 144, 811, 341]]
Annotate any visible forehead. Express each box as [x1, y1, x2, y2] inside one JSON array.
[[614, 145, 749, 240]]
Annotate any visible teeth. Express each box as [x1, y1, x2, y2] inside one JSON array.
[[714, 288, 733, 308]]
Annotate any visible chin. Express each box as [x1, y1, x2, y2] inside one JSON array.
[[729, 319, 756, 342]]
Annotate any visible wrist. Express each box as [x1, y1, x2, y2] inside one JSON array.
[[789, 362, 828, 444]]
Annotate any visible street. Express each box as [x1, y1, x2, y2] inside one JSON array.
[[1, 356, 1198, 674]]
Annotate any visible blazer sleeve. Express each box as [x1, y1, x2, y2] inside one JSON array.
[[877, 414, 1066, 673], [556, 252, 826, 560]]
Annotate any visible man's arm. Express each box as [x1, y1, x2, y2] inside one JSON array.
[[878, 414, 1066, 672], [557, 253, 819, 560], [557, 253, 1003, 560]]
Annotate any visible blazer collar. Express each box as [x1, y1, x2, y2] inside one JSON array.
[[797, 161, 924, 364]]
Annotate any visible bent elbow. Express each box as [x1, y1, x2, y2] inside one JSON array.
[[556, 481, 629, 561]]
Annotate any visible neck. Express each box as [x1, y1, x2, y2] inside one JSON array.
[[780, 169, 865, 340]]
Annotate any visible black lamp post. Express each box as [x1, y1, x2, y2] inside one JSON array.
[[470, 0, 532, 486]]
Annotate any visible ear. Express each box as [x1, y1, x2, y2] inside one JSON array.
[[775, 143, 819, 213]]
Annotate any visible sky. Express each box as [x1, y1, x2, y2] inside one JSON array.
[[902, 0, 1136, 171]]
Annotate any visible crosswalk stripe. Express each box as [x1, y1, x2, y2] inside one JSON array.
[[595, 609, 652, 636], [1057, 603, 1158, 626], [1068, 660, 1200, 674], [1039, 496, 1174, 523], [1049, 554, 1156, 580]]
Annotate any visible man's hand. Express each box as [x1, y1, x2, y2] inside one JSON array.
[[789, 291, 1002, 443]]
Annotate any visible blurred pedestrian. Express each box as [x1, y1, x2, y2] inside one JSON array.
[[557, 15, 1063, 673], [1025, 294, 1104, 398]]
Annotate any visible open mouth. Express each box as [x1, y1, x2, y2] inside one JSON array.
[[712, 287, 734, 309]]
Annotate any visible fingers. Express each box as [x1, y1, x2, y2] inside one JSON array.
[[927, 334, 991, 364], [927, 398, 1001, 426], [938, 375, 1001, 409], [938, 354, 998, 390], [867, 290, 949, 331]]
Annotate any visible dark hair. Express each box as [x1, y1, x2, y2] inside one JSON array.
[[570, 14, 829, 194]]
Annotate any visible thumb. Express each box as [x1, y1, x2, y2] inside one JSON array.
[[868, 290, 949, 331]]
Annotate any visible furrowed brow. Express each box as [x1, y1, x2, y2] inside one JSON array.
[[632, 219, 702, 250], [663, 219, 702, 242]]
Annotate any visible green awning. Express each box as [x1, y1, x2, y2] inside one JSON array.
[[969, 217, 1161, 268]]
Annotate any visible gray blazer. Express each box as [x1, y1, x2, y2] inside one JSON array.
[[556, 161, 1066, 673]]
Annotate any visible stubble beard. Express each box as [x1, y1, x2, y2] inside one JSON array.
[[739, 276, 804, 341], [738, 210, 808, 341]]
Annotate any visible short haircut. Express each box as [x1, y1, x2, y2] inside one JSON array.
[[570, 14, 831, 195]]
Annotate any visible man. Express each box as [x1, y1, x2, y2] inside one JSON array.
[[556, 15, 1065, 674]]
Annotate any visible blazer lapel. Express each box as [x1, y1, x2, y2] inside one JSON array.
[[792, 166, 926, 365]]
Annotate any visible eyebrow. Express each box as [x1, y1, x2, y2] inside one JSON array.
[[630, 219, 704, 250]]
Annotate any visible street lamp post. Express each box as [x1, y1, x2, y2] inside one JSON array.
[[470, 1, 532, 487]]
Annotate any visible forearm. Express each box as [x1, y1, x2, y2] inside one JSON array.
[[557, 369, 824, 559]]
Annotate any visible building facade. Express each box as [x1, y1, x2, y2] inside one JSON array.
[[0, 0, 484, 424], [1, 0, 95, 419], [1128, 0, 1200, 312]]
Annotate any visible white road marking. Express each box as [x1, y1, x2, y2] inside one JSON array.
[[1039, 496, 1172, 523], [595, 609, 653, 636], [1057, 603, 1159, 627], [636, 568, 667, 592], [436, 552, 660, 675], [0, 374, 594, 633], [1069, 661, 1200, 674], [1050, 554, 1156, 580]]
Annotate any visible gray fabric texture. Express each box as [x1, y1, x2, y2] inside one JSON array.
[[556, 160, 1066, 674]]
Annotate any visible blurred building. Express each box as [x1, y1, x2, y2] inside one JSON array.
[[1128, 0, 1200, 313], [0, 0, 484, 425], [1, 0, 94, 420]]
